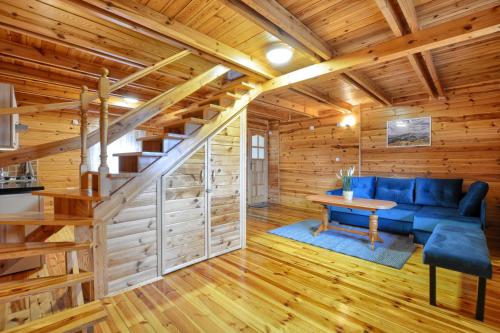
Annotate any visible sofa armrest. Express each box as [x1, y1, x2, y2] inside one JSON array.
[[326, 188, 343, 196], [480, 200, 487, 230]]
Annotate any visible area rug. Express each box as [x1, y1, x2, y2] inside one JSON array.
[[268, 220, 416, 269]]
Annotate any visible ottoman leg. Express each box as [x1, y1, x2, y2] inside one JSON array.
[[430, 265, 436, 306], [476, 277, 486, 321]]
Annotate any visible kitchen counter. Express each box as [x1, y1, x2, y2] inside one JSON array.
[[0, 181, 44, 195]]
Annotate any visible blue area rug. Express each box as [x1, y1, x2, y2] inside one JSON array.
[[269, 220, 416, 269]]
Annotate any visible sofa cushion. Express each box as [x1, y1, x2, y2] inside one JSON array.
[[415, 177, 463, 208], [459, 181, 489, 217], [375, 177, 415, 204], [423, 223, 492, 278], [413, 206, 481, 233], [350, 176, 376, 199], [377, 204, 422, 222]]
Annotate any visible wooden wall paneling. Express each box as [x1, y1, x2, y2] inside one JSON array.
[[161, 145, 207, 274], [269, 111, 360, 212], [268, 120, 280, 204], [209, 115, 242, 256], [106, 182, 158, 293], [360, 82, 500, 226]]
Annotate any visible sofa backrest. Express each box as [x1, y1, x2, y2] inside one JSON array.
[[415, 177, 463, 208], [375, 177, 415, 204], [349, 176, 376, 199]]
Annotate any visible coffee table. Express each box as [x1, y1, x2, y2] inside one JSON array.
[[307, 194, 397, 250]]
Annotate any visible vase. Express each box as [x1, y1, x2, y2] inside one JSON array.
[[343, 190, 353, 201]]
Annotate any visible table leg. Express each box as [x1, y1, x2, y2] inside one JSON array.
[[369, 213, 378, 250], [314, 205, 329, 236]]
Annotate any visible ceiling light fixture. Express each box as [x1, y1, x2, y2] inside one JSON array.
[[124, 97, 138, 104], [266, 43, 293, 65]]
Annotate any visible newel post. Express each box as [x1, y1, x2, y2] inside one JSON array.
[[98, 68, 111, 197], [79, 85, 91, 189]]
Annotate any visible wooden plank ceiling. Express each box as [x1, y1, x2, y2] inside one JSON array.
[[0, 0, 498, 121]]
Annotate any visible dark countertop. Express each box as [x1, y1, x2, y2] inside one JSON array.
[[0, 182, 44, 195]]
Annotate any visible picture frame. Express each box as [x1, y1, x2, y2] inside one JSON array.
[[387, 116, 431, 147]]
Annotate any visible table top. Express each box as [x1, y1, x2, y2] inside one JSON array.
[[307, 194, 397, 211]]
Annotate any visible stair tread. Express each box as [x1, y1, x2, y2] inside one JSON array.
[[32, 188, 104, 201], [175, 104, 226, 117], [0, 212, 94, 226], [84, 171, 139, 179], [160, 117, 209, 127], [0, 272, 94, 303], [0, 242, 92, 260], [3, 300, 107, 333], [137, 133, 190, 142], [113, 151, 164, 157]]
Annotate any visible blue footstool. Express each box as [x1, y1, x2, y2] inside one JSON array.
[[423, 223, 492, 321]]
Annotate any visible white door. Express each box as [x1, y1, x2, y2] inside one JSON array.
[[247, 130, 268, 206]]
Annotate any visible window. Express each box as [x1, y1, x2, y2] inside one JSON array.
[[251, 134, 265, 160]]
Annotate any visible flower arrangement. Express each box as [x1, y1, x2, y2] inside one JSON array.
[[337, 166, 355, 200]]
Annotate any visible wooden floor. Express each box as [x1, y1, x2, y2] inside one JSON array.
[[95, 204, 500, 333]]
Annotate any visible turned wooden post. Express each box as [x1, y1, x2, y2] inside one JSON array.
[[98, 68, 111, 197], [79, 85, 90, 189]]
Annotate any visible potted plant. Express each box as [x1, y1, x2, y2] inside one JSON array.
[[337, 166, 355, 201]]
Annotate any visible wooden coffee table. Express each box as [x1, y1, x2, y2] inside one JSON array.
[[307, 194, 397, 250]]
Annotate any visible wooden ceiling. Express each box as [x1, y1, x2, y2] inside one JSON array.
[[0, 0, 498, 121]]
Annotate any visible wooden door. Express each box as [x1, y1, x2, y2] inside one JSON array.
[[161, 144, 207, 274], [247, 129, 268, 206]]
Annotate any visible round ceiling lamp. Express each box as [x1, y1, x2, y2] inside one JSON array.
[[266, 43, 293, 65]]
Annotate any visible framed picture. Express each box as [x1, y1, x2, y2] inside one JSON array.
[[387, 117, 431, 147]]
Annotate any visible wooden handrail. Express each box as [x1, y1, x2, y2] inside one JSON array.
[[0, 65, 230, 168], [0, 51, 191, 115]]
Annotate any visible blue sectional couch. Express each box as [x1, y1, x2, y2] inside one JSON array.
[[327, 177, 488, 244]]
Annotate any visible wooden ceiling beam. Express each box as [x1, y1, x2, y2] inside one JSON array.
[[261, 7, 500, 93], [69, 0, 348, 115], [396, 0, 446, 99], [374, 0, 445, 99], [239, 0, 332, 60], [340, 72, 392, 106], [231, 0, 389, 106]]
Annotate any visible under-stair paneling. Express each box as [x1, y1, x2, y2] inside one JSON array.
[[161, 145, 206, 273], [106, 182, 158, 294], [209, 115, 243, 255], [270, 112, 360, 212], [361, 82, 500, 227]]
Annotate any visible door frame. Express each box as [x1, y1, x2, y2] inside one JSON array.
[[247, 127, 269, 206]]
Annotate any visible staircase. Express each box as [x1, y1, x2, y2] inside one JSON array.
[[0, 56, 261, 330]]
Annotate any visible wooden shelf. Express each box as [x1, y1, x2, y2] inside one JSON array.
[[3, 300, 107, 333], [0, 212, 93, 226], [0, 242, 92, 260], [32, 188, 103, 201], [0, 272, 94, 303]]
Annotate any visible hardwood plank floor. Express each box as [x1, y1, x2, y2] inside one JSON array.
[[96, 204, 500, 332]]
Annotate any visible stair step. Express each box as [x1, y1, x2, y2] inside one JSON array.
[[85, 171, 139, 179], [0, 212, 93, 226], [0, 272, 94, 303], [32, 188, 104, 201], [3, 300, 107, 333], [113, 152, 165, 157], [175, 104, 226, 118], [0, 242, 92, 260], [137, 133, 190, 142], [219, 81, 256, 93], [199, 92, 239, 106], [160, 117, 209, 128]]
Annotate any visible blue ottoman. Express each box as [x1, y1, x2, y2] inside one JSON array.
[[423, 223, 492, 320]]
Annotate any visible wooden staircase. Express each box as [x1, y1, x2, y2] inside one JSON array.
[[0, 57, 259, 330]]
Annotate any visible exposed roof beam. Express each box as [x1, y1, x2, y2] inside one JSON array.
[[71, 0, 350, 114], [374, 0, 444, 99], [261, 7, 500, 93], [396, 0, 446, 99], [230, 0, 390, 106], [340, 72, 392, 106], [237, 0, 332, 60]]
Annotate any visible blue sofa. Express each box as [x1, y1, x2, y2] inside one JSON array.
[[326, 177, 488, 244]]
